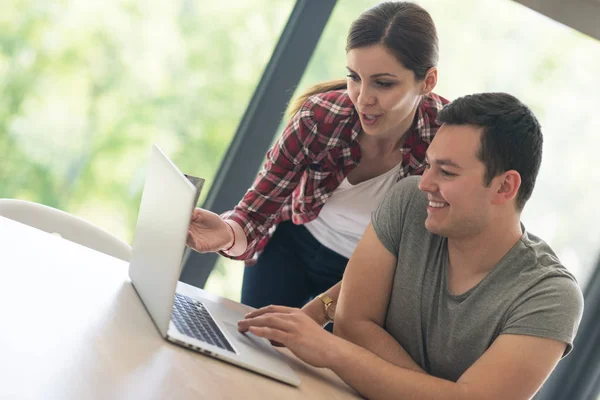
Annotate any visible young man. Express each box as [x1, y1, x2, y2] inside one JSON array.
[[237, 92, 584, 400]]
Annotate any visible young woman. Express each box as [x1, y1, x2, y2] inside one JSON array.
[[187, 1, 449, 326]]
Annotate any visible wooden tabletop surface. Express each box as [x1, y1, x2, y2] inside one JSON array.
[[0, 216, 360, 400]]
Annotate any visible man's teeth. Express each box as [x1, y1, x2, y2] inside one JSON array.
[[365, 114, 376, 120], [429, 201, 448, 208]]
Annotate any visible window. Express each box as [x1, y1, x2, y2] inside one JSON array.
[[294, 0, 600, 289], [1, 1, 294, 256]]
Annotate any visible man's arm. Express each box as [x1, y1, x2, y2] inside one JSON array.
[[334, 223, 425, 372], [329, 331, 566, 400], [239, 222, 568, 398], [239, 307, 566, 400]]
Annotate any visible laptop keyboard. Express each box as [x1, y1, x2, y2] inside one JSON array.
[[172, 293, 235, 353]]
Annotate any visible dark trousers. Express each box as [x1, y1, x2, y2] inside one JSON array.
[[241, 221, 348, 323]]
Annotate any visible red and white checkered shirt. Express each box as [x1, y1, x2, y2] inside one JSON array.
[[221, 89, 449, 264]]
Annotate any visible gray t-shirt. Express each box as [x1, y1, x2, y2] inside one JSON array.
[[372, 176, 584, 382]]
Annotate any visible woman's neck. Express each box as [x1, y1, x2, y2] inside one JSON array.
[[361, 107, 418, 156]]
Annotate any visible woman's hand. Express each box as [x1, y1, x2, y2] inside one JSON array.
[[186, 208, 234, 252], [238, 305, 340, 368]]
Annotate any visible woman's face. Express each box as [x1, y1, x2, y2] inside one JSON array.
[[346, 44, 428, 139]]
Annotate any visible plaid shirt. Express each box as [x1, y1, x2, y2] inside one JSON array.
[[221, 89, 448, 264]]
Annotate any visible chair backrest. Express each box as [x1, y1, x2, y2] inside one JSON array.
[[0, 199, 131, 262]]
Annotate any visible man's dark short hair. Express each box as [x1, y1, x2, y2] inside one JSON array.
[[437, 93, 543, 211]]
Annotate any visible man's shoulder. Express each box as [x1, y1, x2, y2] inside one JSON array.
[[517, 230, 581, 286], [391, 176, 426, 205], [496, 228, 584, 357], [378, 176, 430, 226], [374, 177, 428, 232], [371, 176, 434, 259], [494, 228, 584, 316]]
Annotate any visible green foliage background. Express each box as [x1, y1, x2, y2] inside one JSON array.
[[2, 0, 599, 301]]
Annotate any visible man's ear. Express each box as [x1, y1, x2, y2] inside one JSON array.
[[422, 67, 438, 95], [492, 170, 521, 206]]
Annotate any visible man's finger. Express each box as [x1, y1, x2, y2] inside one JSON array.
[[245, 305, 298, 319], [244, 307, 272, 319], [238, 313, 295, 333], [248, 326, 287, 345]]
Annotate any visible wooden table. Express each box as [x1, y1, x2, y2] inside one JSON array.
[[0, 216, 360, 400]]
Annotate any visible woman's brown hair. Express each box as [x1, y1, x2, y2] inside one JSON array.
[[286, 1, 439, 118]]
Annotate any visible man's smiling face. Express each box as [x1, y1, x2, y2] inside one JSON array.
[[418, 123, 497, 239]]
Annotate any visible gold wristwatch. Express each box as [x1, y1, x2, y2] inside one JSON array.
[[317, 293, 336, 323]]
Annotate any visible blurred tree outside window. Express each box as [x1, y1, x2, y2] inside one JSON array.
[[0, 0, 294, 300], [2, 0, 599, 302]]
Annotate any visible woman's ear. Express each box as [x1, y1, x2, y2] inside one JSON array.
[[422, 67, 438, 95]]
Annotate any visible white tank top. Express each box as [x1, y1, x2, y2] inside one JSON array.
[[304, 163, 401, 258]]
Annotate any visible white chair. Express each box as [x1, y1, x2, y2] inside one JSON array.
[[0, 199, 131, 262]]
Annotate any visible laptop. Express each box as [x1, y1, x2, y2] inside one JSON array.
[[128, 144, 300, 387]]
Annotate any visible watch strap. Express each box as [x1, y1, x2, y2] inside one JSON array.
[[317, 293, 334, 306], [317, 293, 335, 323]]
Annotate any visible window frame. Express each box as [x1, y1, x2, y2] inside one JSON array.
[[179, 0, 338, 288]]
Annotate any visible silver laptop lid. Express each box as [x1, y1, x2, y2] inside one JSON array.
[[129, 144, 197, 337]]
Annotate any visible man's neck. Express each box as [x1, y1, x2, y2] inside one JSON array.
[[447, 217, 522, 279]]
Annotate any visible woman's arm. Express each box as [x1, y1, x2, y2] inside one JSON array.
[[187, 106, 317, 258]]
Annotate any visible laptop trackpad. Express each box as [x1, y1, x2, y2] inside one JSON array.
[[221, 322, 280, 356], [220, 322, 300, 385]]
